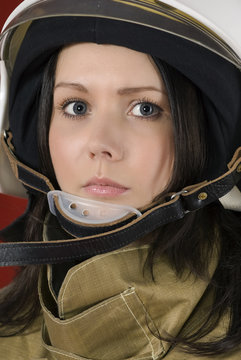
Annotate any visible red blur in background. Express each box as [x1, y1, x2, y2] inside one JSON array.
[[0, 194, 28, 288], [1, 1, 23, 30], [0, 1, 27, 288]]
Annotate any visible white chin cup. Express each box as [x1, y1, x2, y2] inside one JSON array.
[[47, 190, 142, 224], [219, 186, 241, 211]]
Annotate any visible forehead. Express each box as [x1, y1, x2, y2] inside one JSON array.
[[55, 43, 163, 87], [58, 42, 150, 63]]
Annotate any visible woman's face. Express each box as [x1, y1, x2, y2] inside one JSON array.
[[49, 43, 174, 209]]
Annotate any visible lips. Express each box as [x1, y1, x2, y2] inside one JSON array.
[[83, 177, 129, 197]]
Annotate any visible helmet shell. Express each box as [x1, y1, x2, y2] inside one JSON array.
[[0, 0, 241, 198]]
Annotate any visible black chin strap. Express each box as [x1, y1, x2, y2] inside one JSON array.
[[1, 131, 241, 266]]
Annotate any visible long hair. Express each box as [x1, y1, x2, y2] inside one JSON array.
[[1, 49, 241, 357]]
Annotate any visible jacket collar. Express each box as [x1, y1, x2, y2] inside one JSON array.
[[39, 221, 218, 359]]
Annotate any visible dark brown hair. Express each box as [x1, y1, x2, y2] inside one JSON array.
[[1, 49, 241, 358]]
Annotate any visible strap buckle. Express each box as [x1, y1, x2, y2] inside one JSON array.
[[170, 189, 188, 200]]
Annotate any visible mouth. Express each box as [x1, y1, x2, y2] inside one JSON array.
[[83, 177, 129, 197]]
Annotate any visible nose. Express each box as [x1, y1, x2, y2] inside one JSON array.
[[87, 118, 124, 161]]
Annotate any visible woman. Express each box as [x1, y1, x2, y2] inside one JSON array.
[[0, 0, 241, 359]]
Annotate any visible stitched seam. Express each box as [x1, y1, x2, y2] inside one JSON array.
[[50, 296, 120, 325], [42, 325, 82, 360], [132, 292, 164, 358], [130, 356, 153, 360], [43, 345, 84, 360], [45, 345, 154, 360], [121, 291, 155, 360], [59, 245, 149, 315]]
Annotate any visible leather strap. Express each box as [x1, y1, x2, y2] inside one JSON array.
[[1, 131, 241, 266], [2, 131, 54, 193]]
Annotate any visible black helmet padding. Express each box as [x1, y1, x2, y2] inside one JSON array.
[[9, 16, 241, 181]]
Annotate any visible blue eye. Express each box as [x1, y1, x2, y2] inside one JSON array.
[[64, 101, 87, 116], [131, 102, 161, 117]]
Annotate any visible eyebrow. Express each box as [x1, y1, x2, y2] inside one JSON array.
[[54, 82, 166, 95], [118, 86, 166, 95], [55, 82, 88, 92]]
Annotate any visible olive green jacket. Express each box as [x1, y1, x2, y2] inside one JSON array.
[[0, 242, 240, 360]]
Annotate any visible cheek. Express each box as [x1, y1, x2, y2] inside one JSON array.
[[136, 127, 174, 191], [154, 131, 174, 189], [48, 124, 78, 187]]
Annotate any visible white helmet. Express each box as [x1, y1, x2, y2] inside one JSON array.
[[1, 0, 241, 265], [1, 0, 241, 200]]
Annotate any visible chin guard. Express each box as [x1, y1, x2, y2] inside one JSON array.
[[47, 190, 142, 237], [1, 130, 241, 266], [47, 191, 142, 225]]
